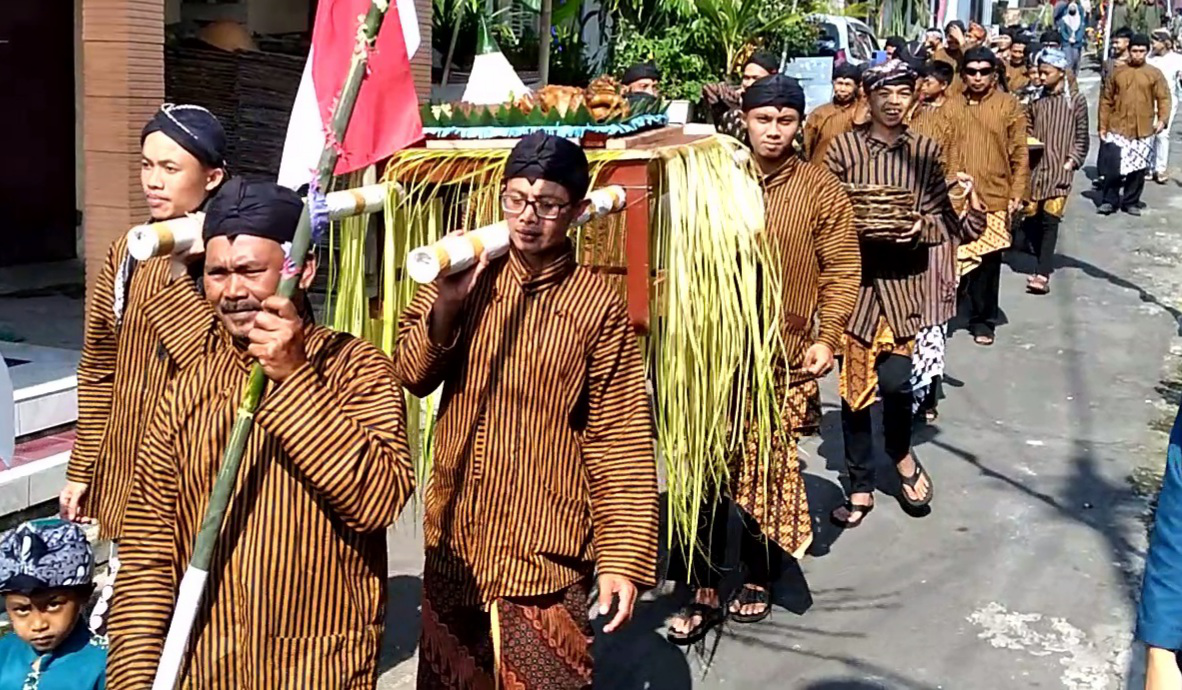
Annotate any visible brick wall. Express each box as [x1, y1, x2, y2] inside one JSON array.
[[81, 0, 164, 297]]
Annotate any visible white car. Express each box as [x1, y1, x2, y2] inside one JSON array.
[[807, 15, 882, 67]]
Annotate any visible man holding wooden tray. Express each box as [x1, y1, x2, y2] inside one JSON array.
[[824, 59, 962, 527], [395, 132, 659, 689]]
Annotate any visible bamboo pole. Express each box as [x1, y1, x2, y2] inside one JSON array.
[[149, 3, 392, 688]]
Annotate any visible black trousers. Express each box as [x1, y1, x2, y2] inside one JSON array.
[[841, 353, 913, 496], [1101, 168, 1146, 209], [1029, 206, 1062, 277], [667, 495, 782, 589], [962, 251, 1002, 336]]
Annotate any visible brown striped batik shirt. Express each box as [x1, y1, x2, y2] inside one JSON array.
[[1100, 62, 1172, 139], [1005, 61, 1030, 93], [957, 87, 1029, 212], [908, 98, 967, 176], [825, 126, 960, 342], [395, 245, 659, 608], [70, 236, 216, 540], [762, 157, 861, 359], [804, 100, 858, 167], [108, 325, 414, 689], [1027, 89, 1090, 201]]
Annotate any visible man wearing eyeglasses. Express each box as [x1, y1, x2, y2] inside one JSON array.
[[955, 46, 1029, 347], [395, 132, 658, 689]]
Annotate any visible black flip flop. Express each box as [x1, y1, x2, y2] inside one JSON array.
[[829, 501, 874, 529], [728, 585, 771, 624], [899, 456, 934, 509], [665, 603, 725, 646]]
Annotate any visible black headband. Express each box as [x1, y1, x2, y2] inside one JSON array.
[[741, 74, 806, 114], [833, 62, 862, 82], [963, 46, 999, 68], [141, 103, 227, 169], [504, 132, 590, 201], [203, 178, 304, 245], [745, 51, 780, 74], [622, 62, 661, 85]]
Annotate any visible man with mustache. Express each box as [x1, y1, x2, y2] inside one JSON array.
[[108, 178, 415, 689], [59, 104, 226, 633], [955, 47, 1029, 347], [396, 133, 658, 688], [667, 74, 860, 641], [803, 62, 863, 166], [824, 60, 961, 526]]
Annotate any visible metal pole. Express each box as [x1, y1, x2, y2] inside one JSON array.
[[1103, 0, 1116, 66], [149, 3, 392, 688]]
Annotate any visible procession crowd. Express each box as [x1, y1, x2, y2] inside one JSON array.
[[0, 11, 1176, 690]]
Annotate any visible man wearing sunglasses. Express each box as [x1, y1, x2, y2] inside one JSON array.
[[396, 132, 658, 688], [955, 46, 1029, 347]]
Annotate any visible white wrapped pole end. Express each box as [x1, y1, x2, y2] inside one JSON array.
[[126, 213, 205, 261], [325, 183, 393, 220], [406, 185, 628, 285], [408, 223, 511, 284]]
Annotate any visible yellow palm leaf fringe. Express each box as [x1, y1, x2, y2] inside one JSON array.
[[320, 137, 788, 556], [649, 138, 788, 564]]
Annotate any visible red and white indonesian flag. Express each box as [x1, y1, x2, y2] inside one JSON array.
[[278, 0, 423, 189]]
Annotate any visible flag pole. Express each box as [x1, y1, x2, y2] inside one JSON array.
[[150, 2, 393, 687]]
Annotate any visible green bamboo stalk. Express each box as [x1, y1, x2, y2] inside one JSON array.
[[151, 3, 393, 688]]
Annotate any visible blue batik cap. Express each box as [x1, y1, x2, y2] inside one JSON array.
[[0, 518, 94, 594]]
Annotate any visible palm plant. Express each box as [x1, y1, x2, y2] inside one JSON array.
[[694, 0, 814, 74]]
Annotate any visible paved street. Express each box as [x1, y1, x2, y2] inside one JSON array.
[[379, 75, 1182, 689]]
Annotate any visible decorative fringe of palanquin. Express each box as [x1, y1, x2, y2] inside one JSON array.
[[842, 183, 920, 241], [322, 136, 789, 550]]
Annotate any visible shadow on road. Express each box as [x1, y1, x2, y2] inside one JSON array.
[[593, 594, 694, 689], [379, 575, 423, 673], [1056, 252, 1182, 335]]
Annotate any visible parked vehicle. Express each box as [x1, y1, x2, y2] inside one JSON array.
[[807, 15, 882, 66]]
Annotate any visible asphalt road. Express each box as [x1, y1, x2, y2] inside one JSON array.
[[379, 74, 1182, 689]]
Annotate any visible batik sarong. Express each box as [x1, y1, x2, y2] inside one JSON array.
[[839, 318, 915, 413], [731, 362, 812, 559], [910, 324, 946, 413], [957, 211, 1010, 276], [418, 567, 593, 690], [1105, 131, 1155, 175]]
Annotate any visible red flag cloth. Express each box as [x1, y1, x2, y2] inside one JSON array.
[[311, 0, 422, 175]]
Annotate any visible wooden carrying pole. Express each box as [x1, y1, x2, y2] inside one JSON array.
[[150, 3, 392, 688]]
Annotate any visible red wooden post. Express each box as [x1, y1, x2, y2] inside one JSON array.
[[600, 160, 651, 335]]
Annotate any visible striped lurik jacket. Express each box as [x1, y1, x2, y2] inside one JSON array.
[[1027, 89, 1090, 201], [825, 126, 961, 342], [396, 245, 659, 608], [762, 156, 861, 360], [107, 324, 415, 689], [956, 87, 1030, 212], [803, 100, 858, 168], [69, 236, 216, 540]]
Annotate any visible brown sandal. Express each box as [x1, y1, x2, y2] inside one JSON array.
[[1026, 275, 1050, 295]]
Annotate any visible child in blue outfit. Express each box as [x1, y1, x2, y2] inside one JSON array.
[[0, 518, 106, 690]]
